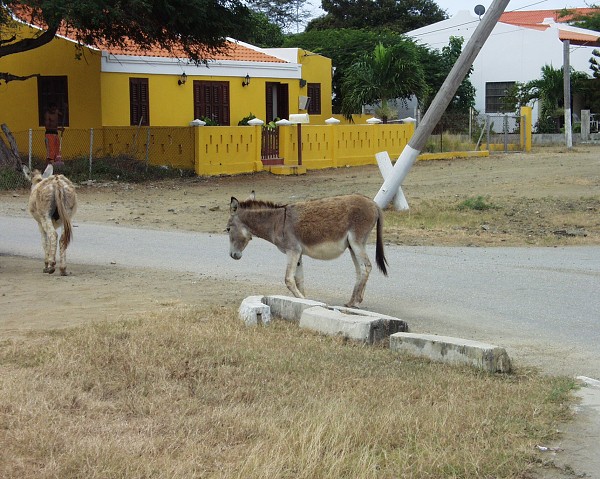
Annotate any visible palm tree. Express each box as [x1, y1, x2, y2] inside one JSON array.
[[509, 64, 589, 133], [341, 41, 428, 123]]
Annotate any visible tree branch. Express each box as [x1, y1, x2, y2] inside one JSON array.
[[0, 72, 40, 84], [0, 35, 17, 45], [0, 25, 58, 58]]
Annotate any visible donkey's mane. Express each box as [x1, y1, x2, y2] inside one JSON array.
[[239, 199, 287, 210]]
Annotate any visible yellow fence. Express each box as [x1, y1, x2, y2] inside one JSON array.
[[13, 122, 415, 176]]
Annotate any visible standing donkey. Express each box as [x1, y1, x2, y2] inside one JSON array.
[[227, 192, 388, 307], [23, 165, 77, 275]]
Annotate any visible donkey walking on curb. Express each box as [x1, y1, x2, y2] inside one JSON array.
[[227, 192, 388, 308], [23, 165, 77, 275]]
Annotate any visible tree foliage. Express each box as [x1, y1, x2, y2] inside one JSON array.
[[247, 0, 312, 33], [590, 48, 600, 78], [504, 64, 589, 133], [341, 41, 427, 121], [0, 0, 253, 82], [558, 6, 600, 31], [284, 28, 422, 112], [420, 36, 476, 113], [239, 11, 285, 47], [306, 0, 447, 33]]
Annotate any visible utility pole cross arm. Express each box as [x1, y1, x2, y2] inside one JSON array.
[[375, 151, 409, 211]]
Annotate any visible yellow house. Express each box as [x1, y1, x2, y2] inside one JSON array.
[[1, 8, 415, 176], [0, 11, 333, 131]]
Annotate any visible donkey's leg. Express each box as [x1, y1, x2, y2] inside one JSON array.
[[294, 256, 306, 297], [59, 229, 68, 276], [38, 218, 57, 274], [45, 218, 58, 274], [36, 222, 51, 273], [346, 236, 372, 307], [285, 250, 304, 298]]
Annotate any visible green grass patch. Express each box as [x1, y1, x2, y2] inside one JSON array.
[[385, 199, 497, 231], [458, 195, 498, 211]]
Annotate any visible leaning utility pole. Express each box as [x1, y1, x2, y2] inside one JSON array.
[[374, 0, 511, 208]]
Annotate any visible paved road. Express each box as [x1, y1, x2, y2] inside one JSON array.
[[2, 215, 599, 379]]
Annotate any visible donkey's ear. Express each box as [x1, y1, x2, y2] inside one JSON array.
[[247, 190, 256, 201], [42, 163, 53, 178], [230, 197, 239, 213], [21, 164, 32, 181]]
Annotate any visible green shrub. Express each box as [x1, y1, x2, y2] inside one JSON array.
[[0, 166, 29, 190], [457, 195, 496, 211], [238, 113, 257, 126]]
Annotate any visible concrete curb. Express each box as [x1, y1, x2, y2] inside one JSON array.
[[238, 295, 512, 373], [238, 295, 271, 326], [262, 295, 326, 322], [300, 306, 408, 344], [390, 332, 512, 373]]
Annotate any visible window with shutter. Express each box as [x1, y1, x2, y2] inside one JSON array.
[[194, 81, 230, 125], [130, 78, 149, 126], [37, 76, 69, 127], [266, 82, 289, 121], [307, 83, 321, 115]]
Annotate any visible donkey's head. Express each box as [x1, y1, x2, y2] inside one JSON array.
[[227, 196, 252, 260], [22, 164, 52, 186]]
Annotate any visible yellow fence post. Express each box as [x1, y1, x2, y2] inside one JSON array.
[[520, 106, 532, 152], [325, 117, 341, 168]]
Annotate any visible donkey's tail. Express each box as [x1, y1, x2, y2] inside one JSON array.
[[54, 178, 73, 250], [375, 208, 388, 276]]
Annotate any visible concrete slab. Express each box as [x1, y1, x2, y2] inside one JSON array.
[[390, 332, 511, 373], [300, 306, 408, 344], [263, 295, 326, 322], [238, 295, 271, 326]]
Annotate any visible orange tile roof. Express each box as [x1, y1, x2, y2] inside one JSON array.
[[99, 39, 286, 63], [558, 29, 600, 44], [499, 8, 600, 46], [500, 8, 597, 25], [10, 5, 286, 63]]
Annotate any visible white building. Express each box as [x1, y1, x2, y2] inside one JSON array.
[[405, 8, 600, 127]]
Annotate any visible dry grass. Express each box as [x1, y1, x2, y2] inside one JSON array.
[[384, 196, 600, 246], [0, 306, 575, 478]]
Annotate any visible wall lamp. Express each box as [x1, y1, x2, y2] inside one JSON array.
[[178, 72, 187, 86], [242, 74, 251, 87]]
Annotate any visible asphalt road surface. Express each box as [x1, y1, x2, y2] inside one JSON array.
[[2, 215, 599, 380]]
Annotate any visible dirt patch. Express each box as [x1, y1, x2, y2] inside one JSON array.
[[4, 145, 599, 246]]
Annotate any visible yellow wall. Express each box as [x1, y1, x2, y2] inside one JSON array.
[[10, 123, 414, 176], [100, 68, 333, 127], [297, 52, 333, 124], [195, 126, 263, 175], [0, 23, 102, 132], [195, 123, 413, 175]]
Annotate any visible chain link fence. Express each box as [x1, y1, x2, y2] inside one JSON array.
[[1, 126, 197, 190], [477, 113, 524, 152], [1, 115, 527, 191], [421, 110, 524, 153]]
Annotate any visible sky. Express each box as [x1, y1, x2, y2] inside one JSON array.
[[435, 0, 595, 17], [307, 0, 596, 22]]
